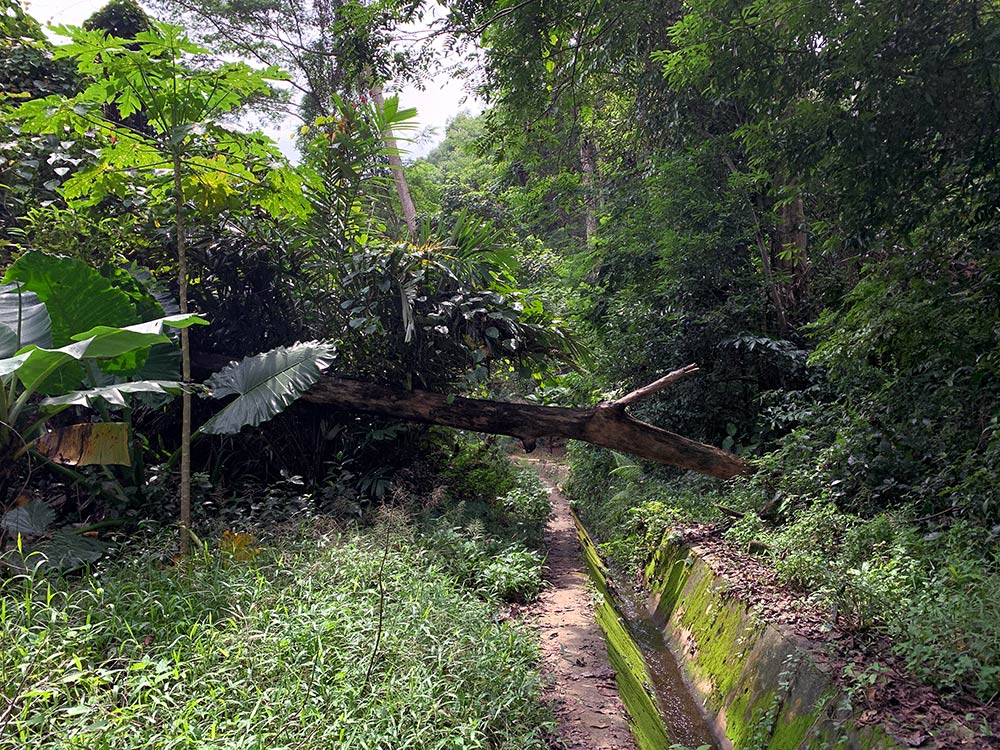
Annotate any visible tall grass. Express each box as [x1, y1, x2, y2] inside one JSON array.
[[0, 520, 553, 749]]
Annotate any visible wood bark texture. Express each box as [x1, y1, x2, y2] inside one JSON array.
[[302, 376, 751, 480], [370, 85, 418, 236]]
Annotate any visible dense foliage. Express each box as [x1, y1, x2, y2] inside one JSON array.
[[422, 0, 1000, 706], [1, 0, 998, 729], [0, 518, 552, 749]]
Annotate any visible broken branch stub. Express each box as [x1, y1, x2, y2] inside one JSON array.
[[612, 364, 700, 409]]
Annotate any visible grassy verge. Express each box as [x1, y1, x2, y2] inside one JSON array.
[[1, 455, 556, 750], [566, 442, 1000, 703]]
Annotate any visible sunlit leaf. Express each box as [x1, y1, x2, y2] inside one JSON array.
[[41, 381, 183, 410], [201, 341, 337, 435], [0, 282, 52, 352], [70, 314, 208, 358], [3, 252, 136, 346]]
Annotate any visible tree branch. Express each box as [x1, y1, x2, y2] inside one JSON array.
[[612, 364, 700, 409]]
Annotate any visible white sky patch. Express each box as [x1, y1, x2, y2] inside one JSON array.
[[23, 0, 482, 161]]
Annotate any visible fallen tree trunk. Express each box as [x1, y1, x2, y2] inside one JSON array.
[[302, 372, 751, 480], [192, 353, 752, 479]]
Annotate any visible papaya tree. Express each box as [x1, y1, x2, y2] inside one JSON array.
[[8, 22, 309, 553]]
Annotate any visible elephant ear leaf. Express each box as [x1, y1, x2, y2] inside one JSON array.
[[0, 324, 17, 359], [1, 498, 55, 535], [0, 282, 52, 355], [200, 341, 338, 435], [3, 251, 136, 345]]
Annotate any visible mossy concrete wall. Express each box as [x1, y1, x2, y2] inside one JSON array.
[[575, 512, 673, 750], [645, 538, 901, 750]]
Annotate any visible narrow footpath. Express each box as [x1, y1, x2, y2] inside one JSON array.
[[518, 454, 638, 750]]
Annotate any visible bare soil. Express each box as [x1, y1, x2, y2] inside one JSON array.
[[518, 453, 638, 750]]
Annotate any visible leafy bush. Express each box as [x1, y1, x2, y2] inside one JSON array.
[[440, 437, 519, 504], [566, 442, 723, 566], [412, 443, 550, 603], [724, 500, 1000, 701], [421, 513, 544, 604], [496, 473, 552, 550], [569, 441, 1000, 701]]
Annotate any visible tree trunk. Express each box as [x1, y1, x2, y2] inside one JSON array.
[[173, 154, 191, 556], [370, 85, 418, 237], [579, 135, 599, 245], [778, 192, 810, 309], [301, 374, 751, 480]]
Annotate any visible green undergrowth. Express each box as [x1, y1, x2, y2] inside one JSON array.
[[0, 516, 554, 750], [1, 441, 555, 749], [566, 442, 1000, 703], [565, 442, 723, 568], [418, 440, 550, 603]]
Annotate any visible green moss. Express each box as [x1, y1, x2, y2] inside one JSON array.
[[646, 542, 692, 621], [643, 539, 905, 750], [768, 702, 817, 749], [578, 522, 904, 750], [596, 598, 672, 750], [674, 565, 757, 700], [575, 514, 672, 750]]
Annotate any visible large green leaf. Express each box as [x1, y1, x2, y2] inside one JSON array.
[[1, 499, 55, 535], [41, 380, 183, 410], [32, 530, 107, 571], [0, 282, 52, 353], [70, 314, 208, 358], [3, 251, 137, 345], [0, 350, 31, 378], [2, 315, 207, 396], [135, 343, 181, 381], [2, 530, 107, 573], [3, 339, 92, 394], [201, 341, 337, 435], [0, 324, 18, 359]]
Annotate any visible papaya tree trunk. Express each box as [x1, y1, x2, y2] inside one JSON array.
[[370, 85, 418, 237], [173, 152, 192, 556], [369, 86, 417, 237]]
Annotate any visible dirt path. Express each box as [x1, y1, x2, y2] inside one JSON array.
[[519, 454, 638, 750]]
